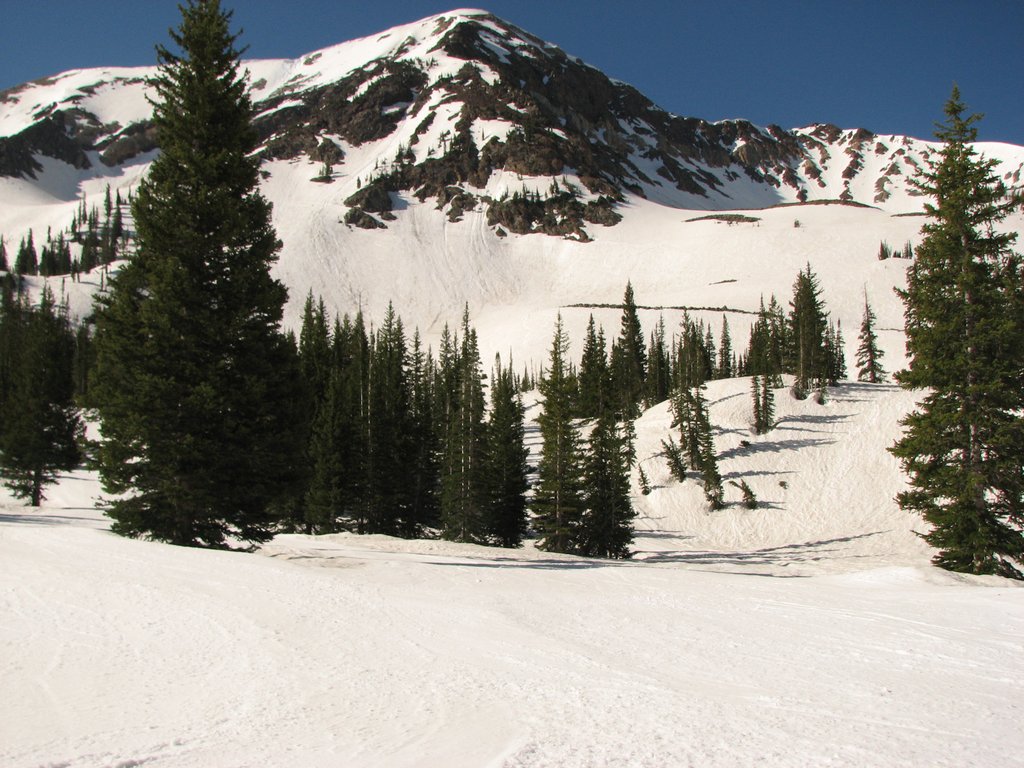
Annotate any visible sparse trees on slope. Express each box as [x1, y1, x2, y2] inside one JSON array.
[[91, 0, 305, 546], [856, 292, 886, 383], [890, 88, 1024, 578]]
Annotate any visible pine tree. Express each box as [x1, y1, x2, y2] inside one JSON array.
[[693, 385, 724, 509], [856, 292, 887, 383], [667, 380, 722, 509], [0, 288, 81, 506], [304, 361, 346, 533], [891, 89, 1024, 578], [788, 264, 829, 396], [534, 314, 585, 553], [717, 315, 733, 379], [824, 319, 847, 385], [440, 307, 488, 542], [333, 312, 371, 528], [15, 232, 38, 276], [644, 315, 671, 406], [407, 330, 440, 534], [751, 375, 763, 433], [579, 404, 636, 559], [576, 314, 609, 419], [365, 304, 415, 536], [484, 355, 530, 547], [610, 281, 646, 418], [0, 236, 8, 272], [91, 1, 305, 547], [760, 374, 775, 433]]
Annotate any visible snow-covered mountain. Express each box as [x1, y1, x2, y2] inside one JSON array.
[[3, 9, 1023, 220], [1, 7, 1022, 365], [4, 11, 1024, 766]]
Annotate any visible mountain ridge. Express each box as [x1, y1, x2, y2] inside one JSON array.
[[2, 8, 1022, 242], [2, 9, 1022, 376]]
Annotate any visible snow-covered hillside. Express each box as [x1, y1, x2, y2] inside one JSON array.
[[2, 10, 1024, 765], [2, 10, 1023, 375], [3, 378, 1023, 767]]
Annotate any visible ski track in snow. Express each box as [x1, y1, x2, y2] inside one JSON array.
[[3, 380, 1024, 767]]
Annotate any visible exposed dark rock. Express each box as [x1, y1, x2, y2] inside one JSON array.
[[345, 180, 394, 214], [0, 112, 93, 178], [344, 208, 386, 228], [99, 121, 158, 166]]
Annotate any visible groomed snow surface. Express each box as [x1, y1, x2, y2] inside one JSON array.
[[3, 379, 1023, 767]]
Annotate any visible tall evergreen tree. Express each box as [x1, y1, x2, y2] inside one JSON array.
[[365, 304, 415, 536], [90, 1, 305, 547], [15, 232, 38, 276], [788, 264, 829, 396], [0, 236, 8, 272], [407, 330, 440, 534], [484, 355, 530, 548], [856, 292, 887, 383], [751, 375, 763, 434], [579, 404, 636, 559], [890, 89, 1024, 578], [717, 315, 733, 379], [610, 281, 646, 418], [576, 314, 609, 420], [440, 307, 488, 542], [534, 314, 585, 553], [760, 374, 776, 434], [644, 315, 671, 406], [0, 289, 81, 506]]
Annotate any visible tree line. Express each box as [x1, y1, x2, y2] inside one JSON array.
[[1, 2, 1018, 578]]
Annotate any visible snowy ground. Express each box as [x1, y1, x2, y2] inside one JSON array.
[[3, 380, 1023, 767]]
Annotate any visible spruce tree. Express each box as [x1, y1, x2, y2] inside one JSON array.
[[644, 315, 671, 406], [365, 304, 415, 536], [610, 281, 646, 418], [579, 404, 636, 559], [440, 307, 488, 542], [717, 315, 733, 379], [0, 288, 81, 506], [693, 385, 724, 509], [484, 356, 530, 548], [856, 292, 887, 383], [760, 374, 775, 433], [408, 330, 440, 534], [788, 264, 828, 396], [534, 315, 585, 553], [751, 375, 763, 433], [890, 89, 1024, 578], [576, 314, 609, 420], [91, 1, 305, 547], [15, 232, 38, 276]]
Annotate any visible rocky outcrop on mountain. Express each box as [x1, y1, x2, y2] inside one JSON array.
[[1, 10, 1022, 240]]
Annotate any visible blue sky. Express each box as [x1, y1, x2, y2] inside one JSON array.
[[2, 0, 1021, 143]]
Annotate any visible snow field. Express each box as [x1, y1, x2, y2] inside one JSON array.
[[2, 377, 1023, 767]]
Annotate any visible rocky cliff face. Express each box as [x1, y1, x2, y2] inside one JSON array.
[[2, 10, 1022, 241]]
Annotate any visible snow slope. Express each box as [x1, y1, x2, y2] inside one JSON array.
[[3, 380, 1023, 767]]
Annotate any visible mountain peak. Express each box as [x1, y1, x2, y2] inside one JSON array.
[[1, 9, 1022, 243]]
